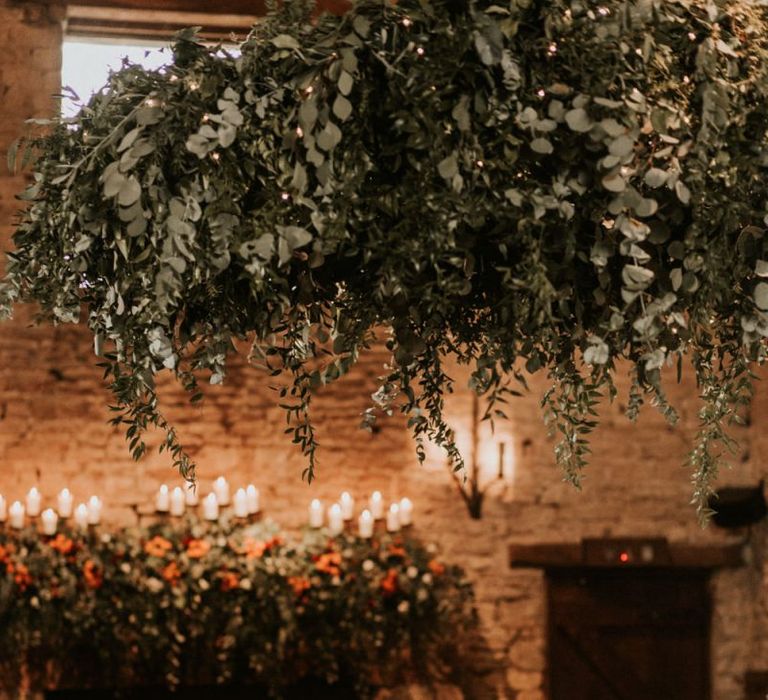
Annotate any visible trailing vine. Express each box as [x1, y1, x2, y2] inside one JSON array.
[[3, 0, 768, 516]]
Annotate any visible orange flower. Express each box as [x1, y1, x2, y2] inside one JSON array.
[[161, 561, 181, 586], [428, 560, 445, 576], [388, 545, 407, 559], [380, 568, 398, 596], [13, 563, 32, 591], [186, 539, 211, 559], [0, 544, 9, 563], [219, 571, 240, 592], [315, 551, 342, 576], [288, 576, 311, 597], [83, 560, 103, 589], [240, 538, 266, 559], [144, 536, 173, 558], [49, 534, 74, 555]]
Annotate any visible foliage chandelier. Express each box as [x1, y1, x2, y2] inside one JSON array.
[[3, 0, 768, 516]]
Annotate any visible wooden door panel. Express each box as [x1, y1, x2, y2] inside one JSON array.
[[548, 570, 710, 700]]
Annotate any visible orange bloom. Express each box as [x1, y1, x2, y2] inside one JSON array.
[[186, 539, 211, 559], [315, 551, 342, 576], [288, 576, 311, 597], [0, 544, 9, 563], [428, 560, 445, 576], [380, 568, 398, 596], [161, 561, 181, 586], [388, 545, 407, 559], [144, 536, 173, 558], [219, 571, 240, 592], [49, 534, 74, 555], [13, 563, 32, 591], [83, 560, 103, 589], [240, 538, 266, 559]]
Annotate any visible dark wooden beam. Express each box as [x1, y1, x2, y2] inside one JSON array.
[[509, 538, 745, 570]]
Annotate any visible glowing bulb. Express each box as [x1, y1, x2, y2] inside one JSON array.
[[211, 152, 220, 162], [548, 42, 558, 54], [598, 6, 609, 15], [281, 192, 290, 201], [688, 32, 696, 40], [415, 47, 425, 56], [305, 85, 314, 95], [296, 126, 304, 138], [476, 160, 484, 168], [536, 89, 546, 98], [402, 17, 412, 27], [188, 80, 200, 91]]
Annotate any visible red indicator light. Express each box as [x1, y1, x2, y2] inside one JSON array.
[[619, 551, 629, 563]]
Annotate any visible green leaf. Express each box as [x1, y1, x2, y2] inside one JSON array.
[[565, 108, 592, 133], [332, 95, 352, 122], [271, 34, 300, 50]]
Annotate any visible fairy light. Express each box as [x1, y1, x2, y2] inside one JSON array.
[[548, 42, 558, 55], [281, 192, 290, 201], [296, 126, 304, 137], [144, 97, 161, 108], [202, 114, 209, 122], [211, 152, 220, 162], [402, 17, 412, 27], [476, 160, 484, 168], [304, 85, 314, 95], [688, 32, 696, 40], [536, 88, 546, 98], [188, 80, 200, 91], [415, 46, 425, 56], [683, 76, 691, 84], [598, 6, 610, 15]]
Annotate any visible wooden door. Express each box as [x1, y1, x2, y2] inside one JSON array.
[[547, 569, 710, 700]]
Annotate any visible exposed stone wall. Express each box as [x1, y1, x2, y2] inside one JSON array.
[[0, 4, 767, 698]]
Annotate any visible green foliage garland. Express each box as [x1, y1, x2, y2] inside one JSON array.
[[0, 518, 473, 696], [2, 0, 768, 514]]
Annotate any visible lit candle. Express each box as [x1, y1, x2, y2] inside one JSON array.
[[328, 503, 344, 535], [0, 494, 6, 522], [41, 508, 58, 536], [74, 503, 89, 529], [87, 496, 102, 525], [185, 484, 198, 507], [233, 488, 248, 518], [369, 491, 384, 520], [308, 499, 323, 528], [246, 484, 260, 514], [212, 477, 230, 506], [9, 501, 24, 529], [386, 503, 400, 532], [399, 497, 413, 526], [203, 493, 219, 521], [170, 487, 185, 517], [155, 484, 170, 513], [57, 488, 73, 518], [358, 509, 373, 538], [26, 487, 41, 517], [340, 492, 354, 520]]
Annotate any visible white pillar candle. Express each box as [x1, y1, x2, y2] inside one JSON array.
[[26, 487, 41, 517], [340, 491, 354, 520], [328, 503, 344, 535], [308, 499, 323, 528], [87, 496, 102, 525], [9, 501, 24, 529], [386, 503, 401, 532], [203, 493, 219, 521], [185, 484, 198, 507], [369, 491, 384, 520], [246, 484, 260, 514], [41, 508, 58, 536], [57, 488, 73, 518], [233, 488, 248, 518], [74, 503, 89, 529], [0, 494, 6, 522], [399, 497, 413, 526], [155, 484, 170, 513], [212, 476, 230, 506], [358, 509, 373, 538], [170, 487, 185, 517]]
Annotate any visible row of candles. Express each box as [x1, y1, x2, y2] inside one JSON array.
[[0, 488, 101, 533], [308, 491, 414, 537], [0, 478, 414, 538]]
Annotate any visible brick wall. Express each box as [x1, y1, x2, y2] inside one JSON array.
[[1, 4, 767, 698]]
